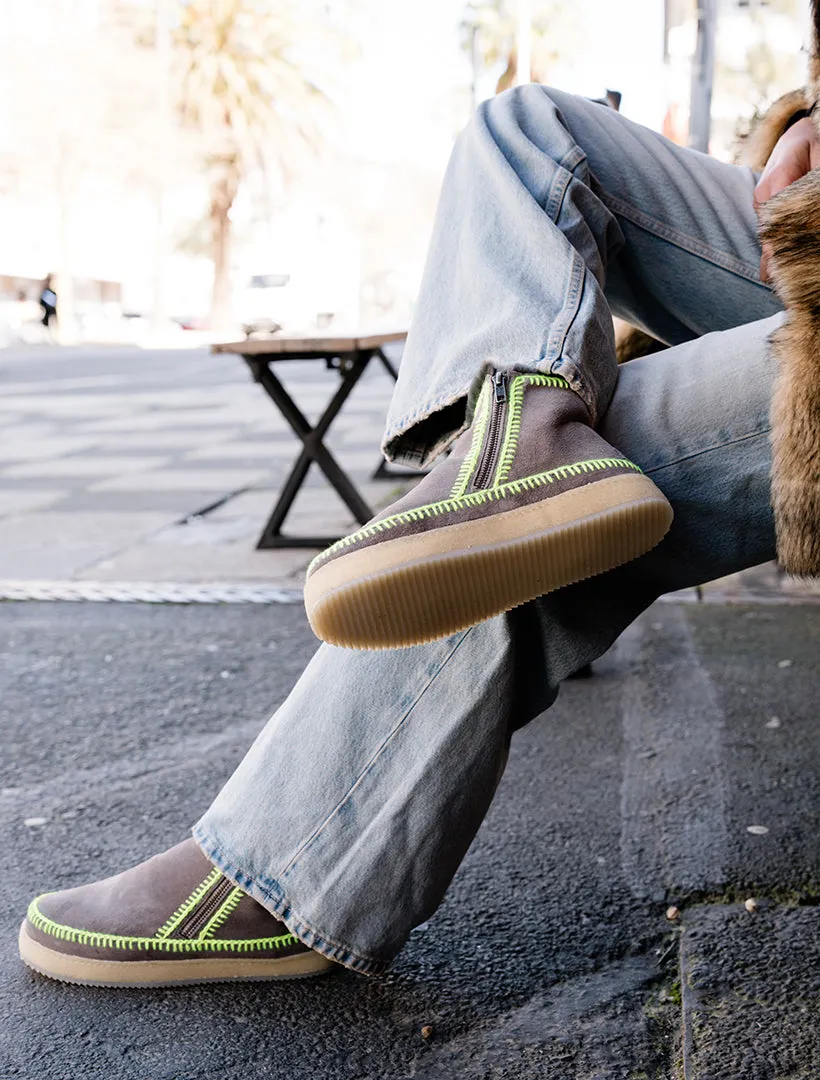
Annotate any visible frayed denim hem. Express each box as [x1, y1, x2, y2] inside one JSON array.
[[192, 825, 390, 978], [381, 380, 475, 468]]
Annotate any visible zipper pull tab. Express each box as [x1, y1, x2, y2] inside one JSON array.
[[493, 371, 507, 403]]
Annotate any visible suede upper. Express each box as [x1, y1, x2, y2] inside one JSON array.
[[26, 839, 306, 964], [307, 371, 644, 575]]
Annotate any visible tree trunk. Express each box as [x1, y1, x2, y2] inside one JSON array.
[[209, 160, 240, 333]]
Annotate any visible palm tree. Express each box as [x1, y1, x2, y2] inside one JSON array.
[[174, 0, 331, 331]]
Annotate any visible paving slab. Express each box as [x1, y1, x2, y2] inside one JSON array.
[[80, 539, 312, 586], [49, 490, 241, 515], [0, 490, 67, 515], [183, 440, 295, 461], [92, 431, 249, 451], [2, 456, 170, 479], [680, 904, 820, 1080], [0, 437, 100, 463], [88, 468, 270, 492], [0, 345, 405, 584], [0, 512, 173, 579]]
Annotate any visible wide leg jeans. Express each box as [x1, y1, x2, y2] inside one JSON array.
[[196, 87, 783, 975]]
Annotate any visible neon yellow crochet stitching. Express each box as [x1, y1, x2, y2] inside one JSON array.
[[154, 868, 221, 940], [27, 898, 298, 953], [493, 374, 571, 488], [198, 887, 244, 940], [449, 382, 490, 498], [308, 454, 642, 573]]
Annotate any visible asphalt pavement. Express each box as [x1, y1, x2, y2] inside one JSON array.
[[1, 599, 818, 1079]]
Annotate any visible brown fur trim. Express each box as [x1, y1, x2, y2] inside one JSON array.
[[735, 88, 808, 170], [614, 321, 666, 364], [759, 172, 820, 574], [755, 1, 820, 574], [809, 0, 820, 100]]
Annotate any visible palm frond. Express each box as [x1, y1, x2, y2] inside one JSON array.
[[174, 0, 332, 174]]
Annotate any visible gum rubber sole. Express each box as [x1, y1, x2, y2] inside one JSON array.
[[19, 922, 335, 987], [305, 473, 673, 650]]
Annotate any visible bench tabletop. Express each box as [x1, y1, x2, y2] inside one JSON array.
[[213, 329, 408, 357]]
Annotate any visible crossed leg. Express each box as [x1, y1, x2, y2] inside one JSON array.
[[198, 313, 779, 974], [20, 87, 783, 985]]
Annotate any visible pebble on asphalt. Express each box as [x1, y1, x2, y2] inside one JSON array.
[[745, 898, 758, 913], [747, 825, 770, 835], [666, 906, 681, 921], [420, 1026, 434, 1040]]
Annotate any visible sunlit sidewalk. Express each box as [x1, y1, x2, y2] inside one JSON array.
[[0, 344, 413, 592], [1, 344, 817, 610]]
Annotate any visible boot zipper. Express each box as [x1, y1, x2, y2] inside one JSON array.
[[175, 876, 236, 939], [472, 371, 508, 490]]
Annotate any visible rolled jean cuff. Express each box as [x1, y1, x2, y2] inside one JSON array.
[[381, 341, 616, 469], [381, 352, 613, 470], [548, 351, 616, 426], [192, 824, 388, 977]]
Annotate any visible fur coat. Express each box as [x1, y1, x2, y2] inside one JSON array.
[[620, 3, 820, 575], [757, 0, 820, 575]]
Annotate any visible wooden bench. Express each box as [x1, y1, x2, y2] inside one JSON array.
[[213, 330, 412, 549]]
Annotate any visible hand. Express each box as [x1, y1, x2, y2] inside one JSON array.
[[754, 116, 820, 282]]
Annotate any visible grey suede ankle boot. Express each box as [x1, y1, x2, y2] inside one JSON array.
[[20, 840, 333, 986], [305, 370, 672, 649]]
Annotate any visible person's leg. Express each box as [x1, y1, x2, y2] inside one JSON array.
[[20, 312, 778, 986], [200, 315, 778, 974], [384, 84, 781, 464], [304, 86, 781, 648], [20, 83, 783, 982]]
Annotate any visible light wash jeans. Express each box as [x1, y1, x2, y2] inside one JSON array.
[[195, 86, 783, 975]]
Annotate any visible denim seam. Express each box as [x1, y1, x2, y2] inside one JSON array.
[[278, 628, 475, 879], [542, 163, 583, 369], [383, 153, 593, 453], [543, 156, 587, 372], [642, 428, 769, 476], [546, 253, 585, 371], [544, 158, 572, 219], [545, 255, 595, 417], [557, 144, 587, 174], [193, 827, 389, 976], [600, 190, 766, 285]]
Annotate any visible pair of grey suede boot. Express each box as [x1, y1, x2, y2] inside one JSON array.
[[20, 372, 671, 986]]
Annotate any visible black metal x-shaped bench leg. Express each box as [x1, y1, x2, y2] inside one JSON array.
[[245, 351, 379, 549]]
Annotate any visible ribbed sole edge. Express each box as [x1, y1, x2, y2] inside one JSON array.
[[18, 922, 335, 987], [307, 486, 673, 649]]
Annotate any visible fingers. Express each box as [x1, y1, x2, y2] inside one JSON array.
[[753, 117, 814, 210], [754, 157, 808, 209]]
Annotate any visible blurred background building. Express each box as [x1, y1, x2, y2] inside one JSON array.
[[0, 0, 811, 346]]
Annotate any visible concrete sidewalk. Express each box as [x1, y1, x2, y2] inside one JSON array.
[[1, 600, 818, 1079], [1, 343, 818, 606], [0, 344, 413, 591]]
